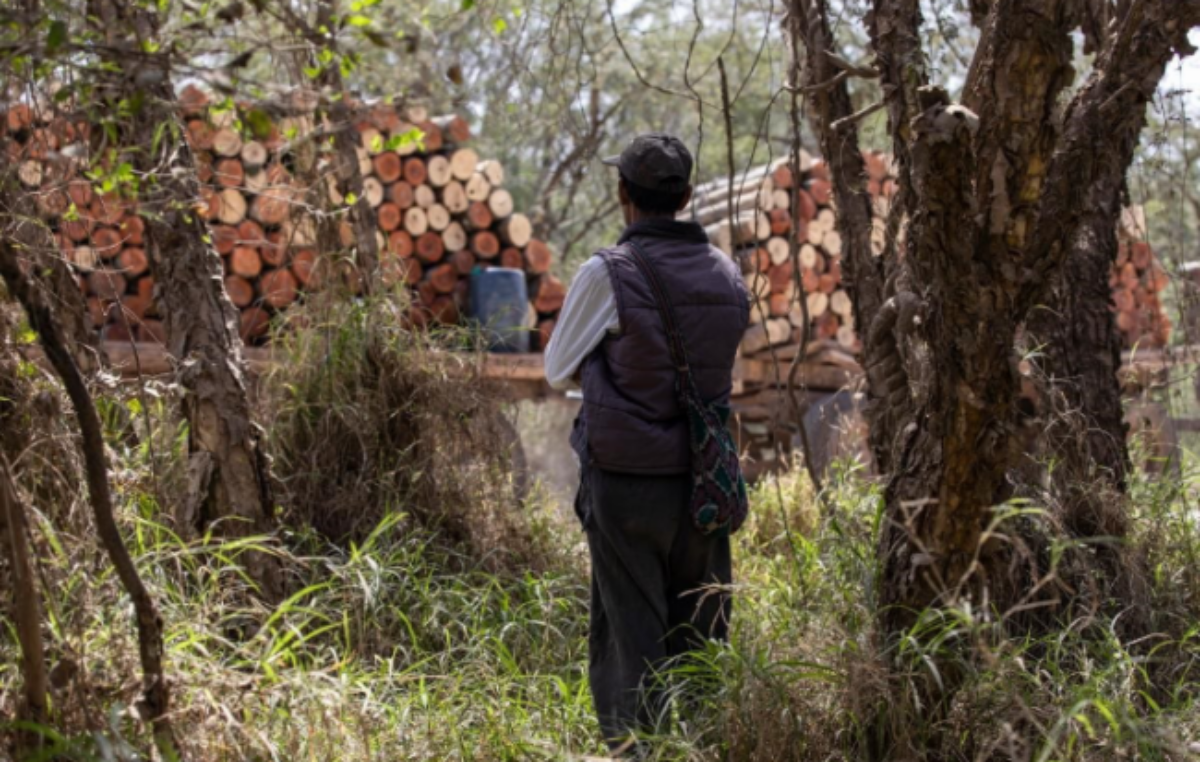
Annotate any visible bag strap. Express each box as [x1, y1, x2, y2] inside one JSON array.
[[623, 240, 691, 377]]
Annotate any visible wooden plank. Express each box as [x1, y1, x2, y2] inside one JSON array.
[[733, 357, 855, 391]]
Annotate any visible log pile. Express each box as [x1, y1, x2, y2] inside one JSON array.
[[1, 89, 563, 348], [680, 151, 888, 370], [686, 154, 1171, 378], [1112, 206, 1171, 349], [687, 154, 1171, 471]]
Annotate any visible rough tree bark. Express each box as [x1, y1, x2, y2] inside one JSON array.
[[790, 0, 1200, 638], [1024, 5, 1191, 576], [1026, 192, 1131, 527], [85, 0, 280, 594], [0, 245, 178, 758]]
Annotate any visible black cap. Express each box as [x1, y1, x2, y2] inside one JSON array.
[[602, 132, 693, 193]]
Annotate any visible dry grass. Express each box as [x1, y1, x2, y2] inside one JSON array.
[[262, 290, 566, 574]]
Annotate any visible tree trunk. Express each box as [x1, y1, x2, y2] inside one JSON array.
[[1027, 200, 1130, 525], [86, 1, 280, 595], [788, 0, 1200, 640], [786, 0, 891, 467]]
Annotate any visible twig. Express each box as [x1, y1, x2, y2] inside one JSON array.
[[831, 100, 886, 132], [823, 50, 880, 78]]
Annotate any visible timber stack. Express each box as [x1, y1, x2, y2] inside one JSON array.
[[1112, 206, 1171, 349], [2, 88, 563, 348], [680, 151, 885, 371], [686, 153, 1171, 371]]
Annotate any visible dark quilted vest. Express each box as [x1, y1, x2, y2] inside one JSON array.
[[571, 219, 750, 475]]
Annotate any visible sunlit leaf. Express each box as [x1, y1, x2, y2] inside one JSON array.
[[492, 17, 507, 34], [386, 127, 424, 152]]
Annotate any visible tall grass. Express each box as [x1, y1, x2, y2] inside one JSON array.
[[3, 297, 1200, 760]]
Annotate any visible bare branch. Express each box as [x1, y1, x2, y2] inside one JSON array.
[[830, 100, 885, 132]]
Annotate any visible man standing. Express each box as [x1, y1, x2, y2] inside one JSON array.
[[544, 133, 750, 751]]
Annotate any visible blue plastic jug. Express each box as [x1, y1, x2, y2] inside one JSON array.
[[469, 267, 530, 353]]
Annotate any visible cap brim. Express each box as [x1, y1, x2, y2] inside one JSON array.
[[601, 155, 621, 167]]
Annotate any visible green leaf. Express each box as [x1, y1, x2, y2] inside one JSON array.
[[46, 20, 68, 55], [369, 133, 383, 153], [246, 108, 273, 139], [460, 0, 475, 9], [303, 65, 322, 80], [344, 192, 357, 205], [385, 127, 425, 152], [347, 14, 371, 26], [491, 16, 507, 34]]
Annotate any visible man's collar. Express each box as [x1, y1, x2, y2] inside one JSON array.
[[617, 218, 710, 245]]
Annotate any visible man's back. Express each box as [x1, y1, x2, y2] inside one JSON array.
[[573, 218, 749, 475]]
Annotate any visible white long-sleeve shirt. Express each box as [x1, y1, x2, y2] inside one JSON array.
[[544, 257, 620, 390]]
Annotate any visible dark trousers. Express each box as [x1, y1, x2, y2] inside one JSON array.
[[578, 466, 732, 749]]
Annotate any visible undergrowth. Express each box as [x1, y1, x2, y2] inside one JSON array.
[[2, 297, 1200, 760]]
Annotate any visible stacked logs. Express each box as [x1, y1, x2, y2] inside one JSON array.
[[687, 154, 1171, 370], [680, 151, 888, 363], [2, 89, 563, 348], [1112, 206, 1171, 348]]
